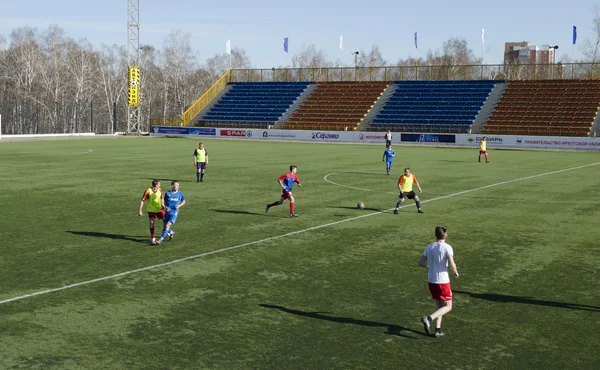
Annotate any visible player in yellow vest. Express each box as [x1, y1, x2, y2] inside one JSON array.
[[193, 142, 209, 182], [478, 137, 489, 163], [137, 179, 164, 244], [394, 167, 424, 214]]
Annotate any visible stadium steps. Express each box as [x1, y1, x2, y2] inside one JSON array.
[[471, 82, 507, 134], [591, 106, 600, 137], [358, 83, 397, 131], [190, 84, 233, 127], [275, 83, 318, 129]]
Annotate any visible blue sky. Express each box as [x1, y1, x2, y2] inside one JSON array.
[[0, 0, 595, 67]]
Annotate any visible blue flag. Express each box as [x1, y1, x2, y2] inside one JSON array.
[[414, 32, 418, 49], [573, 26, 577, 45], [284, 37, 289, 53]]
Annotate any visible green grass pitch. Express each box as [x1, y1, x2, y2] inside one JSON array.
[[0, 137, 598, 369]]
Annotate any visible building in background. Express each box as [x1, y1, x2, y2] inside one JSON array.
[[504, 42, 556, 64]]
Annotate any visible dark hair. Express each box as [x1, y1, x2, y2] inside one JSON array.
[[199, 142, 203, 146], [404, 167, 410, 172], [152, 179, 160, 187], [435, 226, 448, 240], [482, 136, 486, 140], [171, 180, 179, 185], [289, 165, 297, 171]]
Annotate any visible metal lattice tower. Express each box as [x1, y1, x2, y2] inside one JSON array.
[[127, 0, 141, 133]]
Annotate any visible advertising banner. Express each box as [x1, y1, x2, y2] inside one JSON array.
[[401, 133, 456, 143], [189, 128, 217, 136]]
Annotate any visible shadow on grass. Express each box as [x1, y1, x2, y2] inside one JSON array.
[[260, 304, 428, 338], [66, 231, 149, 244], [327, 206, 383, 212], [212, 209, 263, 216], [454, 290, 600, 312]]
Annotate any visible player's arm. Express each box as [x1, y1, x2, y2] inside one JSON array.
[[278, 175, 287, 190], [382, 151, 386, 162], [175, 200, 186, 210], [448, 255, 459, 278], [138, 191, 148, 216], [204, 149, 208, 165], [414, 176, 422, 192], [419, 255, 428, 268], [397, 178, 404, 196], [193, 149, 198, 166], [295, 176, 302, 187]]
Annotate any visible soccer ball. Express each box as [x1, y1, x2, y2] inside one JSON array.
[[357, 202, 365, 209]]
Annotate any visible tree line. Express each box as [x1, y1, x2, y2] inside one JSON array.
[[0, 26, 251, 134]]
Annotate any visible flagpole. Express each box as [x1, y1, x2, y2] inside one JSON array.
[[481, 28, 485, 79]]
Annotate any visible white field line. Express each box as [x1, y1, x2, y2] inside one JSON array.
[[1, 161, 599, 306]]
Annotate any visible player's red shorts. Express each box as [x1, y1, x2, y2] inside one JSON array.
[[282, 191, 293, 200], [428, 282, 453, 301], [148, 210, 165, 220], [479, 150, 487, 154]]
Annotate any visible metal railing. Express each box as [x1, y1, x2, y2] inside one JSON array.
[[230, 63, 600, 83], [181, 69, 231, 126]]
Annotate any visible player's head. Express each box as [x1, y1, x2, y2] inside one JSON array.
[[482, 136, 486, 141], [152, 179, 160, 188], [404, 167, 411, 176], [387, 144, 391, 149], [435, 226, 448, 240], [171, 180, 180, 192], [289, 165, 297, 174], [199, 142, 204, 148]]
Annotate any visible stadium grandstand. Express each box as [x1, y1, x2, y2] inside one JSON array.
[[178, 66, 600, 138]]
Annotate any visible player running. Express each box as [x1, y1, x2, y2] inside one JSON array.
[[478, 136, 489, 163], [265, 165, 303, 217], [156, 180, 186, 245], [393, 167, 424, 214], [382, 144, 396, 175], [193, 142, 209, 182], [137, 179, 164, 245]]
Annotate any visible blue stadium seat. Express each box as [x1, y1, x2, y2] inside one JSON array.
[[200, 82, 312, 128], [368, 80, 502, 133]]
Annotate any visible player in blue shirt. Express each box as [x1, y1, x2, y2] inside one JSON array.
[[382, 144, 396, 175], [156, 180, 186, 245], [265, 165, 302, 217]]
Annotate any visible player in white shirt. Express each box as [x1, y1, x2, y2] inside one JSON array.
[[419, 226, 459, 338]]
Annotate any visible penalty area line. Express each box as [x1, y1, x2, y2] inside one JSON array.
[[1, 161, 599, 306]]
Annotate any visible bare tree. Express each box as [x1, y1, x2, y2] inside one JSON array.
[[162, 30, 199, 118], [97, 44, 127, 132]]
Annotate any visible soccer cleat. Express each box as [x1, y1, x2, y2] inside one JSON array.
[[393, 209, 399, 215], [421, 316, 431, 335], [155, 239, 162, 245], [418, 209, 424, 214], [168, 231, 175, 240], [151, 238, 157, 245], [434, 330, 445, 338], [265, 204, 270, 213], [290, 213, 298, 217]]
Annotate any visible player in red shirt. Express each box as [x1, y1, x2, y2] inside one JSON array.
[[265, 165, 303, 217]]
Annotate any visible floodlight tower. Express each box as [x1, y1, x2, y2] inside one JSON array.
[[127, 0, 141, 133]]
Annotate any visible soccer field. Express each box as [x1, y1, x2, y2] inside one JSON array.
[[0, 137, 599, 369]]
